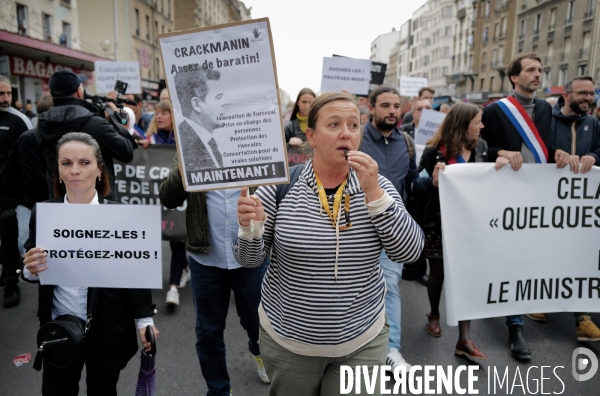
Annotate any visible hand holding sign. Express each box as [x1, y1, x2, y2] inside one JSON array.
[[238, 187, 265, 227], [24, 248, 48, 275]]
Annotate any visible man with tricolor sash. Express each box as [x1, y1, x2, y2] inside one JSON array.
[[480, 53, 572, 361]]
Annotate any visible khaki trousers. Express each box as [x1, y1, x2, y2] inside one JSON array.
[[259, 324, 389, 396]]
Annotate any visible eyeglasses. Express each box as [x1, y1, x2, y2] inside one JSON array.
[[415, 107, 433, 112], [567, 91, 595, 97]]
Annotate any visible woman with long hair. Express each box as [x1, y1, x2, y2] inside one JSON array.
[[416, 103, 507, 360], [285, 88, 316, 147], [146, 100, 190, 306], [22, 132, 158, 395]]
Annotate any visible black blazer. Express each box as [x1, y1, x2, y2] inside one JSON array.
[[481, 98, 554, 162], [178, 120, 222, 169], [23, 197, 156, 371]]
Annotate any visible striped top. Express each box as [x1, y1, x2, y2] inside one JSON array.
[[233, 160, 424, 356]]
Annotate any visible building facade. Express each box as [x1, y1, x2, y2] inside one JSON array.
[[0, 0, 103, 104], [515, 0, 598, 96], [78, 0, 175, 99], [370, 28, 401, 64], [174, 0, 252, 31]]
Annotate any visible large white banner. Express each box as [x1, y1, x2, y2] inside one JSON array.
[[158, 18, 288, 191], [414, 109, 446, 164], [36, 203, 162, 288], [439, 164, 600, 326], [320, 57, 371, 95], [94, 61, 142, 94]]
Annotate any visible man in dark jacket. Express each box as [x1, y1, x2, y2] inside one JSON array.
[[0, 75, 32, 308], [480, 53, 573, 361], [549, 76, 600, 342], [36, 70, 136, 200]]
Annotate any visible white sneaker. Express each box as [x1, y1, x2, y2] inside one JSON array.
[[254, 355, 270, 384], [166, 287, 179, 306], [179, 268, 191, 288], [386, 348, 412, 371]]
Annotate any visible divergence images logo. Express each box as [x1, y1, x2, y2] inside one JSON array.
[[252, 28, 261, 38], [572, 347, 598, 382]]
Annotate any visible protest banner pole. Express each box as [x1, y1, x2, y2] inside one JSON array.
[[158, 18, 289, 192]]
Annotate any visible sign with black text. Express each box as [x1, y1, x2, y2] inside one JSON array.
[[439, 165, 600, 325], [414, 109, 446, 163], [158, 18, 289, 191], [113, 145, 186, 241], [36, 203, 162, 288]]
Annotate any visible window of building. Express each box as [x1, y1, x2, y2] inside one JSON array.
[[583, 32, 591, 53], [543, 69, 551, 88], [520, 20, 526, 37], [445, 26, 452, 37], [482, 52, 487, 69], [146, 15, 150, 40], [494, 23, 500, 40], [498, 45, 504, 64], [490, 76, 495, 91], [483, 27, 488, 44], [43, 13, 53, 42], [480, 78, 485, 90], [550, 8, 556, 29], [492, 49, 497, 65], [534, 14, 541, 34], [443, 47, 450, 57], [548, 41, 554, 58], [566, 1, 574, 24], [16, 4, 28, 35], [443, 66, 448, 75], [135, 9, 140, 36], [586, 0, 594, 17], [564, 37, 571, 58], [485, 2, 490, 19], [155, 20, 158, 42], [167, 0, 171, 18], [443, 5, 453, 17], [501, 17, 507, 36], [558, 68, 567, 86], [578, 65, 588, 76], [61, 22, 71, 48]]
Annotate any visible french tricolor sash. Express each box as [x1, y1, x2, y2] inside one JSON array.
[[496, 97, 548, 163], [439, 143, 466, 164]]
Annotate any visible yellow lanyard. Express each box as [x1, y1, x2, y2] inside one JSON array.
[[314, 171, 352, 230]]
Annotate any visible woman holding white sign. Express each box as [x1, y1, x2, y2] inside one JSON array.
[[21, 132, 158, 395], [416, 103, 506, 360], [234, 92, 424, 395]]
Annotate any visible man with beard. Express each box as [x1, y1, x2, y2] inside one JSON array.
[[481, 53, 572, 361], [400, 99, 433, 138], [360, 87, 433, 372], [548, 76, 600, 342], [0, 75, 32, 308]]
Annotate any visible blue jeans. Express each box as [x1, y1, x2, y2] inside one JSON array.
[[506, 315, 524, 326], [16, 205, 31, 257], [380, 250, 404, 351], [189, 256, 268, 396]]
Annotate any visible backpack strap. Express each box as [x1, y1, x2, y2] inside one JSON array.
[[401, 131, 415, 159], [275, 163, 305, 209]]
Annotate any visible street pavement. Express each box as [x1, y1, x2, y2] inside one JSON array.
[[1, 241, 598, 395]]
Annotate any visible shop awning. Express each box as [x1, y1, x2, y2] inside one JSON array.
[[0, 29, 108, 71]]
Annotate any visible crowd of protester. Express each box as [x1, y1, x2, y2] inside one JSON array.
[[1, 51, 600, 395]]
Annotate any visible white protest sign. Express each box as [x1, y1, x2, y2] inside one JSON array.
[[158, 18, 288, 192], [439, 164, 600, 326], [400, 76, 428, 97], [320, 57, 371, 95], [36, 203, 162, 288], [414, 109, 446, 163], [94, 61, 142, 94]]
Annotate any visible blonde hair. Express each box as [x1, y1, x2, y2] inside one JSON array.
[[146, 100, 173, 137]]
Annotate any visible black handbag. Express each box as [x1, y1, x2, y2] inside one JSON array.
[[33, 290, 97, 371]]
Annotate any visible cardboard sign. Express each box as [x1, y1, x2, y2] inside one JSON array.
[[400, 76, 428, 97], [439, 165, 600, 325], [158, 18, 288, 191], [36, 203, 162, 288], [321, 57, 371, 95], [94, 61, 142, 94]]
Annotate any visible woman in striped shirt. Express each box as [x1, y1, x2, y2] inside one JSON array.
[[234, 92, 424, 396]]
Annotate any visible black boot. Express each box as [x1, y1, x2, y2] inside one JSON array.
[[3, 284, 21, 308], [508, 324, 532, 360]]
